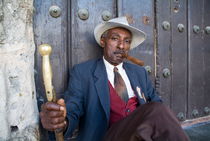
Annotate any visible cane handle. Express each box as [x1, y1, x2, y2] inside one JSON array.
[[38, 44, 54, 102]]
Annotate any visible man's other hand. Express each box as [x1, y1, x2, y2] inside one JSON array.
[[40, 98, 67, 131]]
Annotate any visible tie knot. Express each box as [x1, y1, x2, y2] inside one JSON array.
[[114, 67, 118, 72]]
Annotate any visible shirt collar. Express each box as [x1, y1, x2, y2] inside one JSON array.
[[103, 56, 123, 71]]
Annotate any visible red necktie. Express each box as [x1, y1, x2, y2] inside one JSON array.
[[114, 67, 129, 102]]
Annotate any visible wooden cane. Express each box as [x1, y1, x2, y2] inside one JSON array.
[[123, 53, 144, 66], [39, 44, 64, 141]]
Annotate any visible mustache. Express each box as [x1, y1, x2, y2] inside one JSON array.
[[113, 50, 126, 54]]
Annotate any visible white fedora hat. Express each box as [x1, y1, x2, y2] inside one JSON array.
[[94, 16, 146, 49]]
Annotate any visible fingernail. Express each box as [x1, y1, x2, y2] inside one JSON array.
[[60, 106, 64, 111]]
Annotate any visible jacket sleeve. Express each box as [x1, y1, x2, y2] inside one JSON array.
[[63, 65, 85, 138]]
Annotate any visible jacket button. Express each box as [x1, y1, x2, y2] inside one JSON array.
[[126, 109, 130, 112]]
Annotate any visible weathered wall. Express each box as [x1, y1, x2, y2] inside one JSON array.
[[0, 0, 39, 140]]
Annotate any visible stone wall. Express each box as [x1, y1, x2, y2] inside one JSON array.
[[0, 0, 39, 140]]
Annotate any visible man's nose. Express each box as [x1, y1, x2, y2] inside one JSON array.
[[117, 40, 124, 49]]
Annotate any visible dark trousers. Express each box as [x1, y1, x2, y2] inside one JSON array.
[[104, 102, 190, 141]]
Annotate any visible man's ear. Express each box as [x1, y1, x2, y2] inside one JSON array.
[[100, 38, 105, 48]]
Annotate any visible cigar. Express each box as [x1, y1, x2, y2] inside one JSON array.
[[122, 53, 144, 66]]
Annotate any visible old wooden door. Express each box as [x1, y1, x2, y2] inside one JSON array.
[[34, 0, 210, 140], [156, 0, 210, 120]]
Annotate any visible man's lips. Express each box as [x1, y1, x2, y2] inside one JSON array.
[[115, 54, 123, 57], [114, 53, 124, 59], [113, 50, 125, 55], [114, 51, 127, 58]]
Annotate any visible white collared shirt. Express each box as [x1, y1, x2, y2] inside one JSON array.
[[103, 57, 135, 98]]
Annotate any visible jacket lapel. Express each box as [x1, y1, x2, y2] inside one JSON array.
[[94, 59, 110, 121], [123, 63, 146, 104]]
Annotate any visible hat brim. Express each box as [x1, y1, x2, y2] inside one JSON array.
[[94, 22, 146, 49]]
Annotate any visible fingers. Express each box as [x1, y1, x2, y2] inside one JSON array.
[[40, 98, 67, 131], [42, 102, 61, 111], [50, 116, 66, 124], [40, 114, 67, 131], [57, 98, 67, 117]]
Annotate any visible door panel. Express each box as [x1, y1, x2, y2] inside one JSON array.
[[188, 0, 210, 118], [156, 0, 172, 106], [171, 0, 188, 119], [203, 0, 210, 117], [34, 0, 68, 99], [34, 1, 68, 140]]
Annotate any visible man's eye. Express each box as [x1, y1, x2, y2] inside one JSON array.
[[125, 39, 131, 44], [111, 37, 118, 41]]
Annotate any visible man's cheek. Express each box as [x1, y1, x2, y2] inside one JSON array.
[[108, 51, 115, 58]]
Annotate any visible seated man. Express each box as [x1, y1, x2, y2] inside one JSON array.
[[40, 17, 189, 141]]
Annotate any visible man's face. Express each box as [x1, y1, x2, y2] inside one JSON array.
[[100, 27, 132, 66]]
